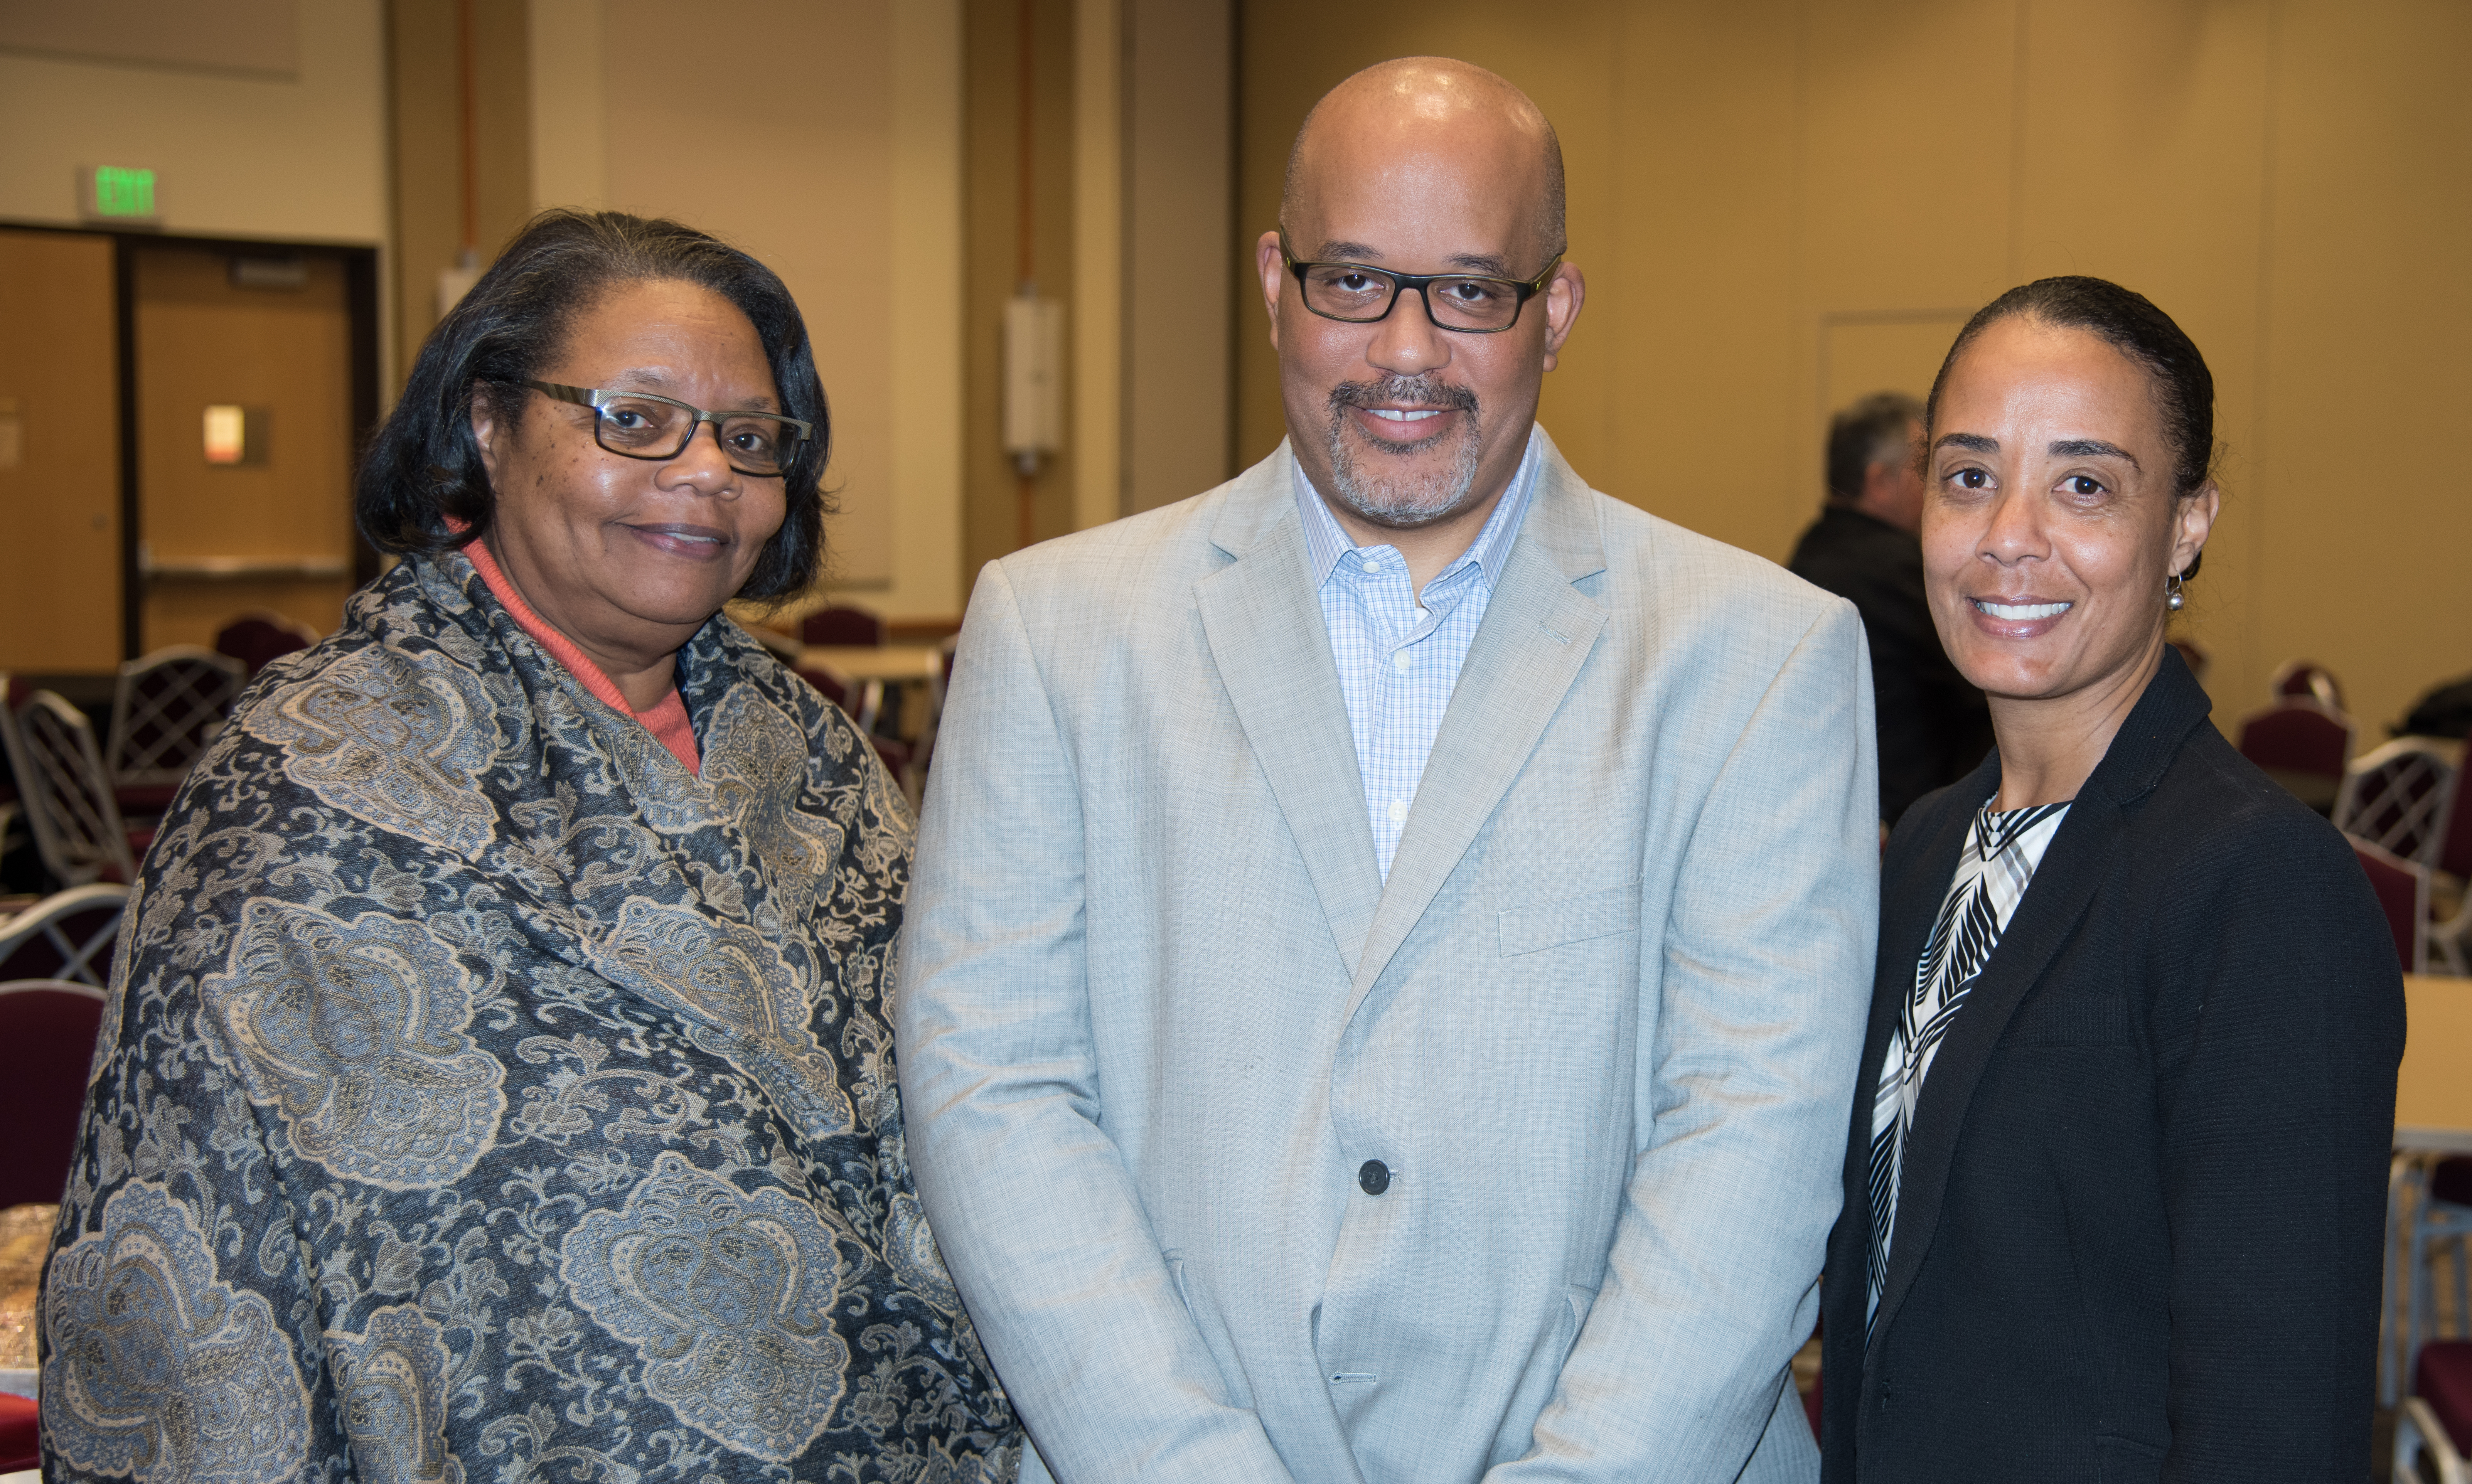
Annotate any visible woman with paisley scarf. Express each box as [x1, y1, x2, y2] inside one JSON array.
[[40, 211, 1020, 1484]]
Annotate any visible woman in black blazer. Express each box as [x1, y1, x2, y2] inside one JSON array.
[[1819, 276, 2405, 1483]]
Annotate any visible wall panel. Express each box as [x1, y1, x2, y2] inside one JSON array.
[[1232, 0, 2472, 732]]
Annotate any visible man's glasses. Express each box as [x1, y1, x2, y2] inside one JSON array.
[[518, 380, 811, 477], [1279, 234, 1561, 334]]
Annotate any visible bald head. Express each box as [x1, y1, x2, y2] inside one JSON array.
[[1281, 57, 1565, 262]]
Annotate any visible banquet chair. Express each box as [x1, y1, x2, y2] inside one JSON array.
[[2399, 1340, 2472, 1484], [2270, 657, 2346, 712], [104, 644, 243, 815], [800, 604, 887, 648], [0, 883, 129, 987], [212, 608, 320, 677], [1, 691, 149, 887], [2352, 836, 2430, 975], [0, 978, 108, 1207], [2236, 698, 2355, 814], [2336, 737, 2460, 869]]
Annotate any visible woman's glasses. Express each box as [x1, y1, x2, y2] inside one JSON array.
[[518, 380, 811, 477]]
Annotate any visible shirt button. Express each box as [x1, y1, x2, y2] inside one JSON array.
[[1360, 558, 1381, 574], [1387, 800, 1407, 825], [1392, 651, 1411, 673], [1358, 1160, 1390, 1195]]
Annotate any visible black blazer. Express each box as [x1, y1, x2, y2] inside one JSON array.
[[1820, 649, 2405, 1483]]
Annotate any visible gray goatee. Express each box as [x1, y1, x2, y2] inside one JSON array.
[[1322, 374, 1483, 529]]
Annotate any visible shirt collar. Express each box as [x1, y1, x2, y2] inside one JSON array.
[[1292, 424, 1543, 589]]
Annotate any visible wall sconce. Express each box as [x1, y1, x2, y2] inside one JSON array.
[[1004, 293, 1064, 478]]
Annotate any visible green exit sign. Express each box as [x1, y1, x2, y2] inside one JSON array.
[[81, 165, 160, 223]]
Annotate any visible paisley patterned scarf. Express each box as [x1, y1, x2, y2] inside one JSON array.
[[40, 550, 1019, 1484]]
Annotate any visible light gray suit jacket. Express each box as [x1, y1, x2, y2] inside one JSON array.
[[897, 433, 1878, 1484]]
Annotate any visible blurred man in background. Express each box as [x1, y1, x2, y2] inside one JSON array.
[[1790, 392, 1992, 826]]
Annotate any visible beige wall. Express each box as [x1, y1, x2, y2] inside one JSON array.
[[519, 0, 965, 621], [0, 3, 387, 247], [1233, 0, 2472, 738]]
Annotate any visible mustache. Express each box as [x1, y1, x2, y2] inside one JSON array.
[[1328, 374, 1479, 418]]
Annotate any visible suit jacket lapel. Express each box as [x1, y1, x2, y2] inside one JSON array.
[[1194, 447, 1385, 974], [1868, 650, 2216, 1348], [1343, 441, 1609, 1017]]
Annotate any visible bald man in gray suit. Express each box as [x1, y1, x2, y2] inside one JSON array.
[[898, 57, 1876, 1484]]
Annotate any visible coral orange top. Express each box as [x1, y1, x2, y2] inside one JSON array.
[[463, 537, 702, 775]]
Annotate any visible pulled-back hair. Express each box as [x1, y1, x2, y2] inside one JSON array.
[[1925, 275, 2215, 578], [356, 209, 829, 601]]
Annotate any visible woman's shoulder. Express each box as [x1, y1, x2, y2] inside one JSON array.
[[2136, 719, 2357, 876]]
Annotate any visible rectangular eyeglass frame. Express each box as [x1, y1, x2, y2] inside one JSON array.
[[521, 379, 812, 474], [1278, 233, 1562, 334]]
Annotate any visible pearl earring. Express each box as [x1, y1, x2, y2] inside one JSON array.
[[2165, 571, 2186, 611]]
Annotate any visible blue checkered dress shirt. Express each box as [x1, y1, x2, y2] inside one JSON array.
[[1293, 428, 1542, 878]]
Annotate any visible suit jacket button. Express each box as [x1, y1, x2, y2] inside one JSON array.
[[1358, 1160, 1390, 1195]]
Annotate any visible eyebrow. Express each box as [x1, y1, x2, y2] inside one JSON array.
[[606, 368, 780, 412], [1931, 432, 2141, 468], [2049, 438, 2138, 467], [1309, 241, 1518, 276]]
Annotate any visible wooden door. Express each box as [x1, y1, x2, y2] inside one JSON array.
[[0, 229, 122, 672], [131, 243, 357, 651]]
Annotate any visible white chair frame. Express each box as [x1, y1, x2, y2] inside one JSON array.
[[0, 883, 130, 988], [2, 691, 140, 887], [105, 644, 242, 789], [2335, 737, 2461, 869], [2396, 1391, 2470, 1484]]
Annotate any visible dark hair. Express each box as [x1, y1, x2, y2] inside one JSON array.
[[356, 209, 829, 601], [1825, 391, 1923, 504], [1925, 275, 2214, 578]]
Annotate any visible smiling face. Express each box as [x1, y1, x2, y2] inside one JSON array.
[[1258, 64, 1582, 537], [1923, 315, 2216, 716], [472, 278, 787, 677]]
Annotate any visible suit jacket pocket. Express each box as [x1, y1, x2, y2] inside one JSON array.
[[1498, 883, 1643, 957]]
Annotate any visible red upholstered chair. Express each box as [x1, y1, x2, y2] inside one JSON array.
[[2236, 699, 2354, 814], [212, 608, 320, 677], [2349, 836, 2429, 974], [799, 604, 887, 648], [2398, 1340, 2472, 1484], [0, 1393, 32, 1475], [2269, 657, 2345, 712], [0, 979, 108, 1208]]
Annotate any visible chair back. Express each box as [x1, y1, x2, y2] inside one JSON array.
[[2439, 758, 2472, 883], [2270, 658, 2346, 711], [0, 884, 129, 987], [106, 645, 244, 788], [2334, 737, 2461, 868], [2236, 700, 2354, 780], [212, 609, 319, 676], [800, 605, 887, 647], [2348, 835, 2429, 974], [0, 979, 108, 1207], [2, 692, 138, 886]]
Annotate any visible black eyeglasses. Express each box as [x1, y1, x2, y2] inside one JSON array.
[[518, 380, 811, 477], [1279, 234, 1562, 334]]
